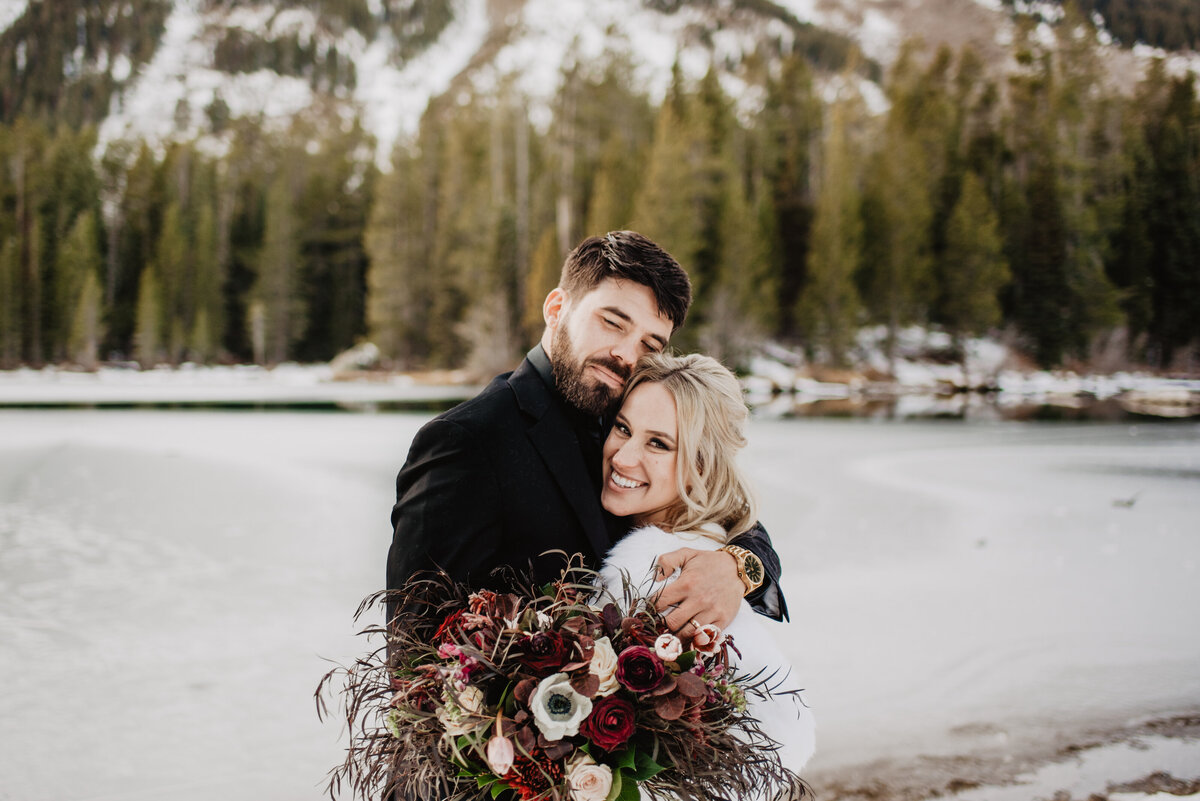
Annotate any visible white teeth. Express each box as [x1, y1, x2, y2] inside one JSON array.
[[611, 472, 642, 489]]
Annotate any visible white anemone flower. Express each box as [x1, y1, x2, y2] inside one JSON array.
[[530, 673, 592, 741]]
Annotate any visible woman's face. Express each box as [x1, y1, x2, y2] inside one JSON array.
[[600, 381, 680, 525]]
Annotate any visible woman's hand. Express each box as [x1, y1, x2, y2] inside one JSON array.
[[653, 548, 743, 645]]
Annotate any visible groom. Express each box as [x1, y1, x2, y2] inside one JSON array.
[[386, 231, 787, 634]]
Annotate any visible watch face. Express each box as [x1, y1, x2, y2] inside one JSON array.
[[744, 554, 764, 585]]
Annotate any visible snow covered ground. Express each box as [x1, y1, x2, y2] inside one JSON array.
[[1, 410, 1197, 800], [2, 349, 1197, 421], [0, 363, 481, 407]]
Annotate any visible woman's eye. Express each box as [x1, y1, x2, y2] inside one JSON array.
[[603, 317, 621, 330], [650, 438, 669, 451], [615, 422, 630, 436]]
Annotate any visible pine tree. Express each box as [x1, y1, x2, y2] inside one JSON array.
[[631, 96, 705, 283], [942, 171, 1010, 375], [1002, 21, 1125, 365], [364, 146, 432, 367], [860, 44, 954, 371], [54, 210, 104, 363], [0, 238, 19, 367], [134, 264, 161, 368], [253, 172, 303, 364], [757, 53, 822, 340], [190, 196, 224, 362], [585, 134, 639, 235], [1139, 70, 1200, 366], [521, 226, 561, 342], [797, 96, 864, 364], [69, 269, 104, 369], [859, 132, 934, 372], [153, 201, 190, 363]]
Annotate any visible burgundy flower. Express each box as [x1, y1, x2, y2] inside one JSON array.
[[616, 646, 665, 693], [434, 610, 465, 644], [580, 695, 637, 751], [503, 748, 564, 800], [519, 632, 570, 673]]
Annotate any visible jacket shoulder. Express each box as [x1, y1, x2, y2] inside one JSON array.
[[434, 359, 548, 433]]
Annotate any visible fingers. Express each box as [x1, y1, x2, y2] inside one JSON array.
[[654, 576, 688, 612], [654, 548, 695, 580], [662, 601, 703, 636]]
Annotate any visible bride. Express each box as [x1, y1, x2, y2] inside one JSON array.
[[595, 352, 816, 778]]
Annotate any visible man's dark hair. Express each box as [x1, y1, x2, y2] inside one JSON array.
[[559, 231, 692, 331]]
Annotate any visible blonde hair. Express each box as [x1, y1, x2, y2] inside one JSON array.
[[622, 352, 757, 541]]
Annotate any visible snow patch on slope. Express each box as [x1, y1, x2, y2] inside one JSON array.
[[0, 0, 27, 34], [96, 0, 489, 166], [97, 0, 318, 157], [475, 0, 798, 130], [1132, 43, 1200, 79], [353, 0, 489, 165]]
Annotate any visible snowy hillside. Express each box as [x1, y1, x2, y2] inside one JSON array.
[[5, 0, 1196, 166], [0, 0, 1024, 165]]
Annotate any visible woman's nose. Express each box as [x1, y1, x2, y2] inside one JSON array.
[[611, 439, 637, 468]]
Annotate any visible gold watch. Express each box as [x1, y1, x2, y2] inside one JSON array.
[[719, 544, 765, 596]]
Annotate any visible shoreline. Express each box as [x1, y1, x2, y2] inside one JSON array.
[[809, 713, 1200, 801], [0, 362, 1197, 420]]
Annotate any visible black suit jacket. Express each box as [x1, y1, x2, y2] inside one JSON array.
[[387, 356, 787, 618]]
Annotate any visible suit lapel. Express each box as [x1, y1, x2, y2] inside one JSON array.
[[510, 361, 611, 561]]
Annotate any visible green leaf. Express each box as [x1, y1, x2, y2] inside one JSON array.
[[630, 751, 666, 781], [614, 748, 637, 772], [490, 781, 509, 799], [614, 772, 641, 801], [605, 769, 622, 801], [675, 651, 696, 672]]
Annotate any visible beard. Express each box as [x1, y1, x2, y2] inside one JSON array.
[[550, 321, 631, 417]]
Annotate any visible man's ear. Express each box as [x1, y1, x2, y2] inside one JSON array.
[[543, 287, 568, 328]]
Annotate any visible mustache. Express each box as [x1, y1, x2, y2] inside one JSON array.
[[586, 356, 631, 382]]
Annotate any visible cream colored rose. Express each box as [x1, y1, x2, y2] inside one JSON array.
[[436, 685, 484, 736], [654, 632, 683, 661], [568, 759, 613, 801], [458, 685, 485, 714], [588, 636, 620, 697], [530, 673, 592, 741]]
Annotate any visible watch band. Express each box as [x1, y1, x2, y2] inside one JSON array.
[[719, 544, 764, 596]]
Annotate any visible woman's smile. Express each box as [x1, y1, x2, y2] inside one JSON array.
[[608, 470, 645, 490]]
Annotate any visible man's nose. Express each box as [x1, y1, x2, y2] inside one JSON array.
[[610, 336, 640, 368]]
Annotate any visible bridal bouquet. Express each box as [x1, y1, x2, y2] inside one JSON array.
[[317, 557, 805, 801]]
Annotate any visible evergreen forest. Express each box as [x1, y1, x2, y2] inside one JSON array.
[[1, 11, 1198, 375]]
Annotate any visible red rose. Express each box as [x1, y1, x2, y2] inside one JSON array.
[[519, 632, 570, 673], [615, 646, 665, 693], [581, 695, 637, 751]]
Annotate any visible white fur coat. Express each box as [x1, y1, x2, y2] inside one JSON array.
[[598, 525, 816, 779]]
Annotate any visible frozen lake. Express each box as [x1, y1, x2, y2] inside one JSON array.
[[1, 410, 1198, 800]]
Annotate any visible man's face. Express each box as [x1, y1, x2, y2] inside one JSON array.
[[547, 279, 674, 417]]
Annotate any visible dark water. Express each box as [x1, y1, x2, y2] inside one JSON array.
[[3, 394, 1196, 421]]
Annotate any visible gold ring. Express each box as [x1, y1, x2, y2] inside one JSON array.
[[690, 619, 701, 630]]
